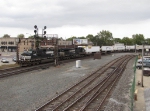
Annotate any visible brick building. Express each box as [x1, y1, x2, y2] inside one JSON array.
[[0, 37, 18, 52], [18, 38, 35, 53]]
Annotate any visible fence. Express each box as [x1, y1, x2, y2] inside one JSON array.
[[129, 55, 138, 111]]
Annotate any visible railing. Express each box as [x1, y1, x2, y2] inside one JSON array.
[[129, 56, 138, 111]]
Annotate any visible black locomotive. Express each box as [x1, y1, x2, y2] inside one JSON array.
[[19, 47, 87, 66]]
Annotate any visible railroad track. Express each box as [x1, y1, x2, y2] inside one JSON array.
[[35, 55, 135, 111], [0, 55, 93, 78]]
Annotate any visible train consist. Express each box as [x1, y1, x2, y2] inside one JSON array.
[[18, 44, 148, 66], [19, 47, 97, 66]]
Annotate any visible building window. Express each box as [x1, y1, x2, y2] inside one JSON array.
[[24, 41, 25, 45]]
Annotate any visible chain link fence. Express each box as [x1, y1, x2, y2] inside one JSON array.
[[129, 55, 138, 111]]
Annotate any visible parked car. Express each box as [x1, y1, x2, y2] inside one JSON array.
[[136, 61, 150, 69], [137, 59, 150, 64], [143, 68, 150, 76], [12, 57, 17, 62], [12, 57, 20, 62], [1, 58, 9, 63], [137, 57, 150, 63]]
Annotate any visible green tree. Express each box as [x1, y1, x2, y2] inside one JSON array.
[[77, 36, 86, 39], [3, 34, 10, 38], [132, 34, 145, 45], [17, 34, 25, 38], [86, 34, 95, 45], [145, 38, 150, 45], [66, 36, 77, 41], [28, 36, 34, 39], [121, 37, 133, 45], [113, 38, 122, 43], [97, 30, 113, 46], [86, 34, 94, 40]]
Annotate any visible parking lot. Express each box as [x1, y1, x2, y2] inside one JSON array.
[[0, 52, 17, 66]]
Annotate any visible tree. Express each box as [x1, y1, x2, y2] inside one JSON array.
[[121, 37, 133, 45], [85, 34, 95, 45], [86, 34, 94, 40], [28, 36, 34, 39], [66, 36, 77, 41], [113, 38, 122, 43], [145, 38, 150, 45], [2, 34, 10, 38], [132, 34, 145, 45], [17, 34, 25, 38], [97, 30, 113, 46], [77, 36, 86, 39]]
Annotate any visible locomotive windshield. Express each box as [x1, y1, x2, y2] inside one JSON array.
[[21, 50, 33, 56], [23, 51, 32, 53]]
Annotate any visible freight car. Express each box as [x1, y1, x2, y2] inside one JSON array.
[[19, 47, 87, 66], [78, 46, 100, 55]]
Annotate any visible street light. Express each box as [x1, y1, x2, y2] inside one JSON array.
[[15, 38, 20, 64]]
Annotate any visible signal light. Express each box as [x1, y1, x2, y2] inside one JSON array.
[[44, 31, 46, 35], [34, 25, 37, 29], [34, 30, 37, 34]]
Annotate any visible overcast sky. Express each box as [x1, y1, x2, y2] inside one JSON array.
[[0, 0, 150, 39]]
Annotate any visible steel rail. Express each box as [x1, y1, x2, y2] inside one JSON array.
[[35, 55, 134, 111], [0, 56, 93, 78], [96, 58, 130, 111], [50, 56, 125, 110], [61, 56, 133, 111], [79, 56, 133, 111], [35, 56, 124, 111]]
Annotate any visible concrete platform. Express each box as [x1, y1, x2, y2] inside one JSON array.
[[135, 69, 150, 111]]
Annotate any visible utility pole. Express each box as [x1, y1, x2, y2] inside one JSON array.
[[34, 25, 39, 50], [16, 38, 20, 64], [141, 43, 144, 87], [141, 41, 147, 87], [53, 38, 59, 66]]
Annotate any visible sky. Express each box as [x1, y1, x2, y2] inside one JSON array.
[[0, 0, 150, 39]]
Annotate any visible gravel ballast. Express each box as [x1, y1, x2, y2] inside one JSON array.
[[0, 53, 135, 111], [104, 56, 136, 111]]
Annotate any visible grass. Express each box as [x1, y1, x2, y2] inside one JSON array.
[[0, 63, 20, 69]]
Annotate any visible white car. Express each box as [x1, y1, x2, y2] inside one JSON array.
[[137, 58, 150, 64], [1, 58, 9, 63]]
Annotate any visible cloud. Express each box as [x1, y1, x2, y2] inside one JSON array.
[[0, 0, 150, 38]]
